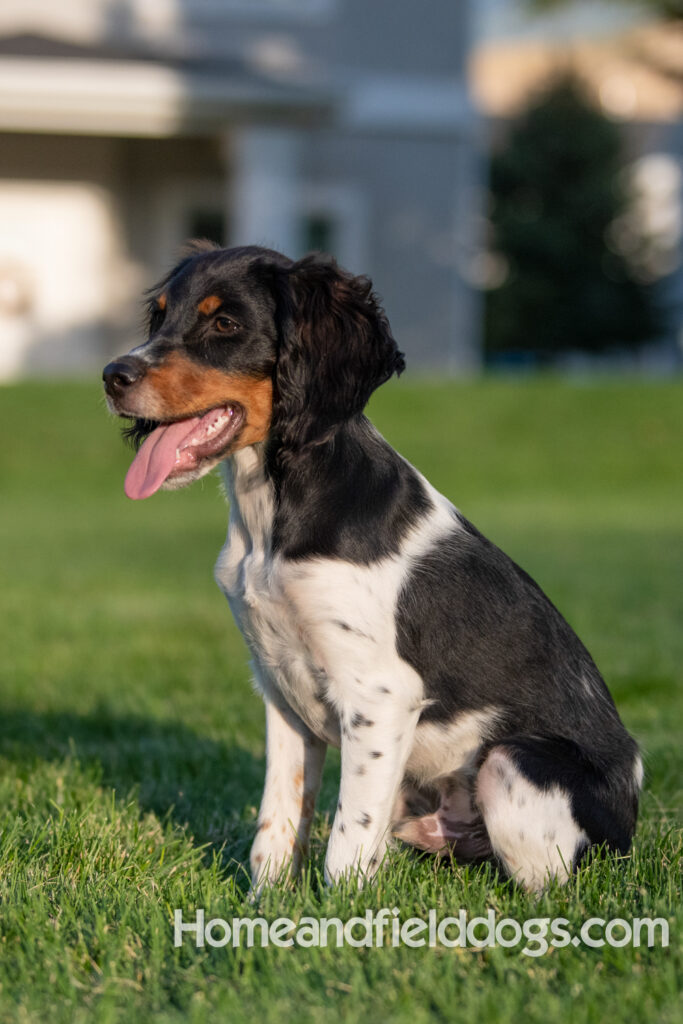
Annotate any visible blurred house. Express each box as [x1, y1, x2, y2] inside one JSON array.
[[470, 0, 683, 365], [0, 0, 482, 379]]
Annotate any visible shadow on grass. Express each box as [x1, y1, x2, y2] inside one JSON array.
[[0, 708, 665, 899], [0, 707, 266, 881]]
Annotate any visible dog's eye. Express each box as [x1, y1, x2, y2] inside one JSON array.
[[215, 315, 240, 335]]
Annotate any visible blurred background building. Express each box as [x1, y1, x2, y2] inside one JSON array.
[[0, 0, 480, 378], [0, 0, 681, 378]]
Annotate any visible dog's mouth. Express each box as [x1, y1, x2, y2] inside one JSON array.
[[124, 403, 245, 500]]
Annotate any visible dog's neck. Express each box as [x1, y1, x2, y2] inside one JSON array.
[[219, 416, 393, 557], [220, 443, 274, 551]]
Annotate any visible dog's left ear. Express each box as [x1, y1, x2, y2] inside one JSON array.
[[266, 254, 405, 449]]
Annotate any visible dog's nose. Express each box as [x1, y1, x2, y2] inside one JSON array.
[[103, 356, 145, 395]]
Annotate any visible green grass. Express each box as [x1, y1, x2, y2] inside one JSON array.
[[0, 376, 681, 1023]]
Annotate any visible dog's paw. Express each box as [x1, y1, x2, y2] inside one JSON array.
[[250, 827, 304, 890], [324, 837, 387, 887]]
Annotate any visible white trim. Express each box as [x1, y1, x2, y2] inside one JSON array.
[[0, 0, 337, 40], [0, 57, 328, 137]]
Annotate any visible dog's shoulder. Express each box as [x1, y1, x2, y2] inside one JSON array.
[[271, 416, 436, 565]]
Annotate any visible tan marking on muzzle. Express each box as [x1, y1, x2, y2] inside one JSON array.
[[136, 351, 273, 448]]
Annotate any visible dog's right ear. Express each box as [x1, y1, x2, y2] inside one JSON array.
[[262, 254, 405, 453]]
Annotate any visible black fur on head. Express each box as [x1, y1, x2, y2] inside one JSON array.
[[121, 239, 224, 451], [262, 253, 405, 454]]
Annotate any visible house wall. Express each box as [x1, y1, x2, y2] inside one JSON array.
[[299, 129, 481, 370], [0, 132, 228, 369]]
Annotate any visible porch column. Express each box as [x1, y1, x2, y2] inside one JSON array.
[[226, 126, 301, 257]]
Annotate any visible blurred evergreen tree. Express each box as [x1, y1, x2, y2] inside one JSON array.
[[526, 0, 681, 21], [484, 76, 662, 363]]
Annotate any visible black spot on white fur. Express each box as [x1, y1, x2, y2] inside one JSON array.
[[351, 712, 374, 728]]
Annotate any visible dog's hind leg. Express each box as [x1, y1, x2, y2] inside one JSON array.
[[474, 736, 641, 891]]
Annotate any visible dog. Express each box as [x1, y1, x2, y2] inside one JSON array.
[[103, 240, 642, 892]]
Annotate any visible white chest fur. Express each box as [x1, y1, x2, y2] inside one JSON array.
[[214, 448, 341, 743]]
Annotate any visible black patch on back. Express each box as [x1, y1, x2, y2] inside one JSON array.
[[396, 519, 640, 853], [396, 518, 636, 757]]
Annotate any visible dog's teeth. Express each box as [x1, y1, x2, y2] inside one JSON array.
[[207, 417, 226, 437], [193, 413, 230, 444], [173, 411, 232, 459]]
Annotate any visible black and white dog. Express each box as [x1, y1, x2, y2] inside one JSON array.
[[103, 242, 641, 891]]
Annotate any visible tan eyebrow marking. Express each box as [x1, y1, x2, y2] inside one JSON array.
[[157, 293, 167, 311], [197, 294, 222, 316]]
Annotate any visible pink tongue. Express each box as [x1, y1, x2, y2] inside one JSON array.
[[124, 418, 200, 500]]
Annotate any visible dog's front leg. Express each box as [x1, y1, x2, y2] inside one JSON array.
[[250, 694, 327, 891], [325, 692, 421, 885]]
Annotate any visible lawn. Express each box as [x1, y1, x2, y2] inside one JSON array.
[[0, 376, 681, 1023]]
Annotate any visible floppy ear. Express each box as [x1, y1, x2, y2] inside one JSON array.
[[269, 254, 405, 449]]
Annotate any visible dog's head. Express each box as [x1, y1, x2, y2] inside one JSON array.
[[103, 242, 404, 499]]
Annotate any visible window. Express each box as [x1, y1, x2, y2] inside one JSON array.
[[297, 184, 366, 269]]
